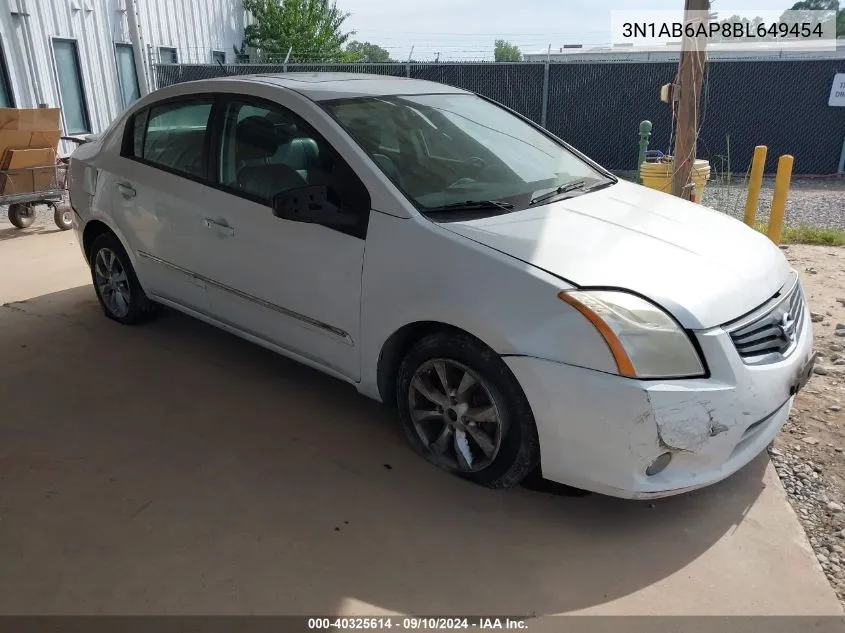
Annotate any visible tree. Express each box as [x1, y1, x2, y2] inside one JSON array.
[[346, 40, 392, 62], [494, 39, 522, 62], [782, 0, 843, 37], [242, 0, 355, 62]]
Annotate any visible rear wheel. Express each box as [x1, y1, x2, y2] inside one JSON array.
[[396, 331, 540, 489], [8, 203, 36, 229], [89, 233, 158, 325]]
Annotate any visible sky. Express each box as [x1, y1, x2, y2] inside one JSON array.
[[339, 0, 807, 60]]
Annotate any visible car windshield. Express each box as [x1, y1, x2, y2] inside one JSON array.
[[323, 93, 611, 217]]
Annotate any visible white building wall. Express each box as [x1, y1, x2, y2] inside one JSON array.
[[139, 0, 247, 66], [0, 0, 245, 138]]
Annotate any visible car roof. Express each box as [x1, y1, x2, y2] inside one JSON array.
[[196, 72, 471, 101]]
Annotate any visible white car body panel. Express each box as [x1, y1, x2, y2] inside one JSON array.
[[440, 179, 791, 329], [67, 73, 812, 499]]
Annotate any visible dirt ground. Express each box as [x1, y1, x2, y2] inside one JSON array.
[[772, 244, 845, 603]]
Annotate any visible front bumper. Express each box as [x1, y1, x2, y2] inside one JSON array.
[[505, 297, 814, 499]]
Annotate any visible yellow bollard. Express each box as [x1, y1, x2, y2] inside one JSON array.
[[767, 155, 794, 245], [743, 145, 767, 227]]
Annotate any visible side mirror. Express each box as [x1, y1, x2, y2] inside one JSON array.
[[271, 184, 358, 226]]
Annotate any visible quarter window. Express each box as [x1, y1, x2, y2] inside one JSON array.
[[123, 99, 213, 179], [216, 98, 370, 219]]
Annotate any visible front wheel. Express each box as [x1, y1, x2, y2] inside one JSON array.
[[396, 331, 540, 489]]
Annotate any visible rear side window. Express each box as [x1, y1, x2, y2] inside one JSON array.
[[122, 99, 213, 179]]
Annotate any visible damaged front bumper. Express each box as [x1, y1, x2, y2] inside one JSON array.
[[504, 305, 815, 500]]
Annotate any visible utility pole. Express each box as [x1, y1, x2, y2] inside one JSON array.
[[671, 0, 710, 200]]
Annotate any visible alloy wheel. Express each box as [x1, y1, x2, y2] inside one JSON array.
[[94, 247, 131, 318], [407, 358, 503, 472]]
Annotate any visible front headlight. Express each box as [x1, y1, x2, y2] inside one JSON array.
[[558, 290, 705, 379]]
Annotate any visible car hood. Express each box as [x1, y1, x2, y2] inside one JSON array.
[[439, 179, 791, 329]]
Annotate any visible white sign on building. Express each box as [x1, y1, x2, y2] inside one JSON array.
[[830, 73, 845, 106]]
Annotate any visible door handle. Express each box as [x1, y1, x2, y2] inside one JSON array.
[[204, 218, 235, 237], [117, 182, 136, 199]]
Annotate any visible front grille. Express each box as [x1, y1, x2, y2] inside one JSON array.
[[726, 277, 805, 365]]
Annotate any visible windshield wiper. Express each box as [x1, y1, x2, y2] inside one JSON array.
[[529, 180, 591, 206], [424, 199, 515, 214]]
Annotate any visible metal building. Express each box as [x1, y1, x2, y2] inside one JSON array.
[[0, 0, 246, 139]]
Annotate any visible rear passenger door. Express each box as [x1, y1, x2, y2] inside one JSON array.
[[115, 96, 217, 313]]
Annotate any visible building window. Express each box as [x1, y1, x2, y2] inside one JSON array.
[[0, 40, 13, 107], [52, 39, 90, 134], [212, 50, 226, 65], [159, 47, 178, 64], [115, 43, 140, 108]]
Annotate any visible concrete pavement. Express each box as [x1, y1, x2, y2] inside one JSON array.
[[0, 227, 841, 617]]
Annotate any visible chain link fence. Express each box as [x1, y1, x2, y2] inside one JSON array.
[[154, 59, 845, 175]]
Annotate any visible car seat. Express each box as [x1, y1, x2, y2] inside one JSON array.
[[234, 116, 306, 200]]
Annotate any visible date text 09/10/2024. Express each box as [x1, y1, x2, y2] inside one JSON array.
[[307, 617, 529, 630]]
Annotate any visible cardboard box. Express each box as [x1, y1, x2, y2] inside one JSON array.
[[0, 108, 61, 132], [0, 108, 62, 195], [0, 167, 58, 196], [0, 148, 58, 195], [0, 130, 61, 163]]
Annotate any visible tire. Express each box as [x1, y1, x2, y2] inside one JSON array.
[[8, 203, 36, 229], [396, 331, 540, 489], [53, 204, 73, 231], [89, 232, 158, 325]]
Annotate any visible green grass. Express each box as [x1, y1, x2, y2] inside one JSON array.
[[753, 223, 845, 246]]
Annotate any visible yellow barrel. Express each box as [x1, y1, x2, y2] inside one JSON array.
[[640, 158, 711, 202]]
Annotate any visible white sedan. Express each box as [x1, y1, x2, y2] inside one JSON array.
[[67, 73, 815, 499]]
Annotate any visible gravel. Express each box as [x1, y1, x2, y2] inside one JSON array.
[[701, 177, 845, 230], [769, 445, 845, 600]]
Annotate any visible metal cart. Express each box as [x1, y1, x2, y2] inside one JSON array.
[[1, 136, 85, 232]]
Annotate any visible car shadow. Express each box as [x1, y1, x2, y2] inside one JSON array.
[[0, 285, 772, 615]]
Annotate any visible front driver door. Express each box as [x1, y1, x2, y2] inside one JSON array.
[[200, 95, 371, 381]]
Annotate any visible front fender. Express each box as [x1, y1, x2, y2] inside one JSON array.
[[357, 212, 618, 400]]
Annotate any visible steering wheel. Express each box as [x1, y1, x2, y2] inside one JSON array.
[[462, 156, 486, 171], [447, 156, 486, 189]]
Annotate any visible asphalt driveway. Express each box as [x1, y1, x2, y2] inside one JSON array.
[[0, 226, 840, 619]]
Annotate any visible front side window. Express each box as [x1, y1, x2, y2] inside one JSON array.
[[123, 99, 212, 179], [216, 98, 369, 219], [324, 93, 610, 215], [53, 39, 90, 134]]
